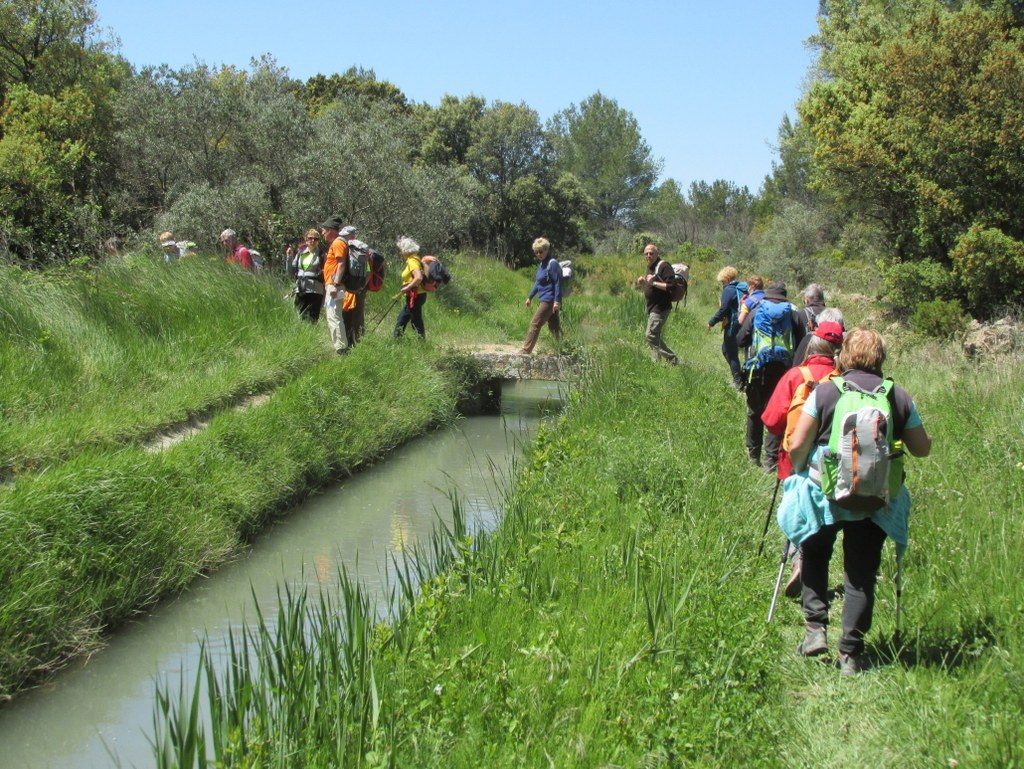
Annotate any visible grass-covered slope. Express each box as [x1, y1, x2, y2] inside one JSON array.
[[154, 256, 1024, 768]]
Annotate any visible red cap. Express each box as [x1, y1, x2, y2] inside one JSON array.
[[814, 320, 844, 345]]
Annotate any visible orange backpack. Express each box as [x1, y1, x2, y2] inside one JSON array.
[[783, 366, 838, 452]]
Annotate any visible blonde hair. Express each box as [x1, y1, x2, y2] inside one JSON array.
[[304, 228, 320, 241], [838, 328, 886, 374], [532, 237, 550, 254], [717, 266, 738, 284], [396, 236, 420, 255]]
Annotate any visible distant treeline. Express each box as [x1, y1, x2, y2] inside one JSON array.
[[2, 0, 1024, 318]]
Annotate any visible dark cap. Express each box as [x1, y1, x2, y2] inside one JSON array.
[[320, 215, 344, 231], [763, 281, 787, 301]]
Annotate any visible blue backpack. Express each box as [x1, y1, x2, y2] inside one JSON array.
[[744, 300, 795, 375], [728, 281, 748, 328]]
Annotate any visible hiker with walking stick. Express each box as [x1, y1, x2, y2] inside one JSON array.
[[393, 236, 427, 339], [760, 310, 846, 593], [777, 328, 931, 675]]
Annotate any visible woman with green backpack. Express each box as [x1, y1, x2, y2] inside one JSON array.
[[780, 328, 932, 675]]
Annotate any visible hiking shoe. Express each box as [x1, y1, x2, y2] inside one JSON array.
[[796, 627, 827, 657], [838, 653, 863, 676], [784, 553, 803, 598]]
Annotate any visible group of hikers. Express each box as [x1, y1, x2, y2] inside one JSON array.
[[704, 265, 933, 675], [158, 226, 935, 673]]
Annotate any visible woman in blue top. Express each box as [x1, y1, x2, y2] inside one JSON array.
[[783, 328, 931, 674], [518, 237, 562, 355], [706, 265, 745, 389]]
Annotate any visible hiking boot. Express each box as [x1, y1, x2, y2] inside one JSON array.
[[838, 653, 863, 676], [796, 627, 827, 657], [784, 552, 803, 598]]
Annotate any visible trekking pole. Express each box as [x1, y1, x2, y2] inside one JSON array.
[[757, 476, 782, 557], [369, 294, 401, 333], [767, 538, 790, 623], [894, 549, 904, 647]]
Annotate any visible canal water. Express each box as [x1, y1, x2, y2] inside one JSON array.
[[0, 380, 563, 769]]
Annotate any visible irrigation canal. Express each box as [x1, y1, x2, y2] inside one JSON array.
[[0, 379, 564, 769]]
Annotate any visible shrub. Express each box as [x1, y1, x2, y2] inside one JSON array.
[[880, 258, 958, 316], [910, 299, 968, 339], [950, 224, 1024, 319]]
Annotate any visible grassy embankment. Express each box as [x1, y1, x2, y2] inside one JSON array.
[[0, 251, 546, 698], [154, 256, 1024, 768]]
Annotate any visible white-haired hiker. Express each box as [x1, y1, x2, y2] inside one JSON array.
[[394, 236, 426, 338]]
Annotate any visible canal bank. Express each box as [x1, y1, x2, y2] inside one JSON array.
[[0, 380, 564, 769]]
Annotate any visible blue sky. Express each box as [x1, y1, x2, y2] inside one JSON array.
[[94, 0, 819, 194]]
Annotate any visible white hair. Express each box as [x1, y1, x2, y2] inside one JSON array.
[[396, 236, 420, 255], [817, 307, 844, 326], [803, 283, 825, 303]]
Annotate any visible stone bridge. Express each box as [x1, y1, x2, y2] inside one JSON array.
[[469, 352, 579, 381]]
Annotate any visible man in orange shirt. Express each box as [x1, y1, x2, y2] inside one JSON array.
[[320, 215, 349, 354]]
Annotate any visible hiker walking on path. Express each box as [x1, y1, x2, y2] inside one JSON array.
[[287, 229, 325, 323], [780, 328, 932, 675], [394, 236, 427, 339], [792, 283, 828, 365], [339, 225, 368, 348], [707, 266, 745, 389], [736, 280, 806, 471], [760, 313, 845, 597], [636, 243, 679, 365], [320, 216, 349, 354], [219, 229, 254, 272], [737, 275, 765, 327], [519, 237, 562, 355]]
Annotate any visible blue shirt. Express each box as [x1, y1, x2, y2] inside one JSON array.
[[528, 256, 562, 303]]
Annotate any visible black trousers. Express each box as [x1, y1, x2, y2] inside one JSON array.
[[745, 363, 787, 465], [801, 518, 887, 656], [294, 292, 323, 323], [394, 292, 426, 338]]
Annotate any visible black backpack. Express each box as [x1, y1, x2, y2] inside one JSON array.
[[421, 255, 451, 289]]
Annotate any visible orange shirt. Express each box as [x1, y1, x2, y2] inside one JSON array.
[[322, 237, 348, 287]]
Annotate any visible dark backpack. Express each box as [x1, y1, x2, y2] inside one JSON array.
[[341, 241, 368, 291], [421, 255, 451, 291], [365, 247, 386, 292]]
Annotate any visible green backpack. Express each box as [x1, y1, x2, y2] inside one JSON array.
[[815, 376, 905, 512]]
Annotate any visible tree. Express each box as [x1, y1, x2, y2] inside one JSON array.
[[301, 67, 409, 115], [0, 0, 99, 104], [416, 93, 486, 167], [549, 92, 661, 231], [802, 1, 1024, 267]]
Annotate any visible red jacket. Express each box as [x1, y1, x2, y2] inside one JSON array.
[[227, 243, 253, 271], [761, 354, 838, 479]]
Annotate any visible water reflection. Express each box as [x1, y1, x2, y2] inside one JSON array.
[[0, 380, 563, 769]]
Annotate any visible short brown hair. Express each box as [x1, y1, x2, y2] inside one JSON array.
[[838, 328, 886, 373], [747, 275, 764, 291]]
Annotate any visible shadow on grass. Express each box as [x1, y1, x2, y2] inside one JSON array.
[[868, 618, 999, 671]]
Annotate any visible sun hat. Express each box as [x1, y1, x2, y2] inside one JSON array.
[[320, 215, 344, 231], [763, 281, 787, 301]]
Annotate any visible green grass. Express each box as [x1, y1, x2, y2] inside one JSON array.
[[0, 256, 325, 473], [4, 249, 1023, 766]]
